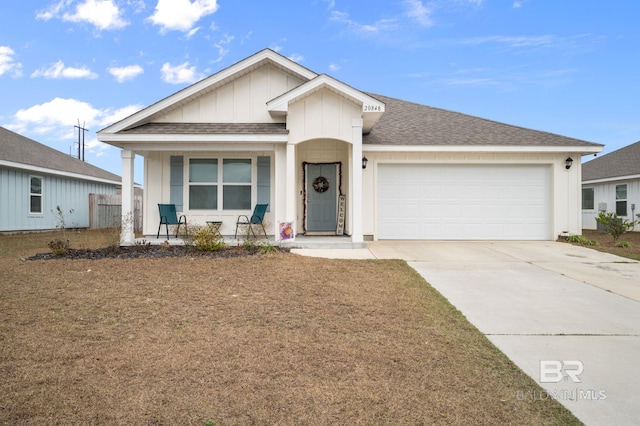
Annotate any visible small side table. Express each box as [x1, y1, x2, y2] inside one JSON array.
[[206, 221, 223, 237]]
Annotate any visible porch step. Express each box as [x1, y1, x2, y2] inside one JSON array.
[[279, 236, 367, 250]]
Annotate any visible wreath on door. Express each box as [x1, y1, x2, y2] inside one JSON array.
[[312, 176, 330, 193]]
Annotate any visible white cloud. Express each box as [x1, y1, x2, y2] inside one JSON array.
[[148, 0, 219, 32], [460, 35, 555, 48], [31, 60, 99, 79], [7, 98, 143, 157], [288, 53, 304, 63], [160, 61, 204, 84], [0, 46, 23, 78], [12, 98, 102, 138], [329, 11, 398, 36], [404, 0, 433, 27], [107, 64, 144, 82], [37, 0, 128, 31], [212, 34, 234, 63], [328, 63, 341, 72]]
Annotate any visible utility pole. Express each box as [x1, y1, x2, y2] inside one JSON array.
[[74, 120, 88, 161]]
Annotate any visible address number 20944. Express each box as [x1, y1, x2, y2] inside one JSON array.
[[363, 104, 383, 112]]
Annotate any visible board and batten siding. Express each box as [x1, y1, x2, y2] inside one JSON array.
[[0, 167, 118, 232]]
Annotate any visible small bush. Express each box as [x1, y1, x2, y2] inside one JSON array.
[[595, 212, 638, 242], [47, 239, 69, 256], [185, 224, 224, 251], [566, 235, 596, 246], [615, 241, 631, 248]]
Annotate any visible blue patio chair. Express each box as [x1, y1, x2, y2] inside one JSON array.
[[157, 204, 187, 239], [234, 204, 268, 239]]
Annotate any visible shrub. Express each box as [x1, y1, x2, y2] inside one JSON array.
[[47, 238, 69, 256], [185, 224, 224, 251], [615, 241, 631, 248], [566, 235, 596, 246], [595, 212, 639, 242]]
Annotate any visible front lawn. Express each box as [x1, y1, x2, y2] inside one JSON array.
[[0, 230, 579, 425]]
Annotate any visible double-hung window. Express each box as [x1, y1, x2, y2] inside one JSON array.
[[223, 159, 252, 210], [582, 188, 594, 210], [187, 158, 262, 210], [616, 184, 627, 216], [29, 176, 43, 214], [189, 159, 218, 209]]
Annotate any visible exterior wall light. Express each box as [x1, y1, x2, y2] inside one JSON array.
[[565, 157, 573, 170], [362, 156, 368, 169]]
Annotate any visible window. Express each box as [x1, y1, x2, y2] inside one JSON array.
[[616, 184, 627, 216], [189, 159, 217, 209], [582, 188, 594, 210], [186, 157, 267, 210], [223, 159, 252, 210], [29, 176, 43, 214]]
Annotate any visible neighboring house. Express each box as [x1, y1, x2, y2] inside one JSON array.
[[582, 141, 640, 231], [0, 126, 121, 232], [98, 49, 603, 245]]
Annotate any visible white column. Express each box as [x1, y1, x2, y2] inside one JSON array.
[[351, 119, 364, 243], [285, 143, 297, 239], [120, 149, 135, 246], [274, 143, 287, 240]]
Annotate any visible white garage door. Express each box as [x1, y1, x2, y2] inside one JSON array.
[[377, 164, 551, 240]]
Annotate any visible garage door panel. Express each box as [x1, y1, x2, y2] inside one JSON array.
[[377, 164, 551, 240]]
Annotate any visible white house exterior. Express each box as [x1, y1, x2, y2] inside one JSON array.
[[582, 141, 640, 231], [0, 127, 121, 232], [97, 49, 603, 245]]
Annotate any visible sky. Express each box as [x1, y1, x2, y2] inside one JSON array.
[[1, 0, 639, 186]]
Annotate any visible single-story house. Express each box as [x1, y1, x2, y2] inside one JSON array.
[[0, 126, 122, 232], [582, 141, 640, 231], [97, 48, 603, 245]]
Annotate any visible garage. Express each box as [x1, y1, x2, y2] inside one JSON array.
[[377, 164, 552, 240]]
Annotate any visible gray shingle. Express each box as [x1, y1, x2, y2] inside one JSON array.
[[582, 140, 640, 181], [0, 126, 121, 182], [122, 122, 288, 135], [364, 93, 602, 148]]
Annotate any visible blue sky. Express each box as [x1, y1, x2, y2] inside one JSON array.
[[1, 0, 639, 185]]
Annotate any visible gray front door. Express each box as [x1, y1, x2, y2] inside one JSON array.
[[306, 163, 338, 233]]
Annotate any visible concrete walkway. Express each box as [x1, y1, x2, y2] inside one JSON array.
[[292, 241, 640, 426]]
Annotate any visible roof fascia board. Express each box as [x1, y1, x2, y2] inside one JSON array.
[[99, 49, 318, 135], [0, 160, 121, 185], [363, 145, 604, 154], [583, 174, 640, 185], [267, 74, 385, 113], [99, 133, 289, 143], [115, 142, 279, 152]]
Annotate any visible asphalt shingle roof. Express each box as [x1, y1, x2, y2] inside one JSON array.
[[122, 122, 288, 134], [582, 140, 640, 181], [0, 126, 121, 182], [364, 93, 602, 148]]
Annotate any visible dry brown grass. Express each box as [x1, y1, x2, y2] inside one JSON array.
[[0, 230, 579, 425], [577, 230, 640, 261]]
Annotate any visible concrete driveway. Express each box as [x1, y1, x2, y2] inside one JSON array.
[[366, 241, 640, 426]]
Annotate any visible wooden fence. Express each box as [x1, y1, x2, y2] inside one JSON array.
[[89, 193, 143, 232]]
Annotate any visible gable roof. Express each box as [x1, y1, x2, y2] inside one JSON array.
[[364, 94, 602, 151], [267, 74, 385, 133], [99, 49, 318, 136], [0, 126, 121, 184], [582, 140, 640, 182]]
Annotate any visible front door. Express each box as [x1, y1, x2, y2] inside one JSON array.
[[305, 163, 338, 234]]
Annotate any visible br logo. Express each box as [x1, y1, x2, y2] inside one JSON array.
[[540, 360, 584, 383]]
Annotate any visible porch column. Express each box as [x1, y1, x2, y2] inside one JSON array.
[[351, 119, 364, 243], [285, 142, 297, 238], [274, 143, 287, 240], [120, 149, 135, 246]]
